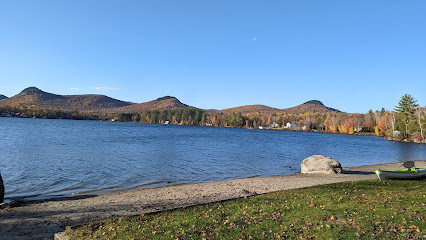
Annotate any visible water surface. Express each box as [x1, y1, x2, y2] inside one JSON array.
[[1, 117, 425, 200]]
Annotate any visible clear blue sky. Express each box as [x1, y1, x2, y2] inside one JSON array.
[[1, 1, 425, 113]]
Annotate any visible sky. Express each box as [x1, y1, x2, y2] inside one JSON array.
[[1, 1, 425, 113]]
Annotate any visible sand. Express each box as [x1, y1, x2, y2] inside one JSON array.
[[1, 160, 425, 240]]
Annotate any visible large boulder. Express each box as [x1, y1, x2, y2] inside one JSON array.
[[301, 155, 342, 174], [0, 172, 4, 203]]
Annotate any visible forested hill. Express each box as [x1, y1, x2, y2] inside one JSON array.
[[217, 105, 281, 114], [282, 100, 337, 113], [217, 100, 336, 114], [0, 87, 338, 114], [0, 87, 132, 111], [109, 96, 191, 113]]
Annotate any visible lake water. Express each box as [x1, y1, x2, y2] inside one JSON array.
[[1, 117, 426, 201]]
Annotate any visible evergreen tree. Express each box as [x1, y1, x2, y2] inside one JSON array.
[[394, 94, 419, 134]]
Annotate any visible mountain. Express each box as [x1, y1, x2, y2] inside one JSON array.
[[111, 96, 191, 113], [282, 100, 337, 113], [216, 100, 336, 114], [0, 95, 8, 100], [0, 87, 132, 111], [218, 105, 280, 114]]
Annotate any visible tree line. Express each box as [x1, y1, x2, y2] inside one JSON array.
[[1, 94, 425, 142], [110, 94, 426, 143], [0, 104, 112, 120]]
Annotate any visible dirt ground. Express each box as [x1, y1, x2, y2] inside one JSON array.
[[1, 160, 425, 240]]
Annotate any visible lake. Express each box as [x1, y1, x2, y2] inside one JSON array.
[[1, 117, 425, 201]]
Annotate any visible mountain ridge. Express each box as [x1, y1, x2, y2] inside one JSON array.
[[282, 100, 337, 113], [217, 100, 336, 114], [0, 87, 339, 114], [109, 96, 191, 113], [0, 87, 131, 111]]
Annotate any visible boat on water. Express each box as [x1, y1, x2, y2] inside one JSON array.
[[375, 168, 426, 180]]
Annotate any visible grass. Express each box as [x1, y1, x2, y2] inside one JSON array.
[[66, 179, 425, 239]]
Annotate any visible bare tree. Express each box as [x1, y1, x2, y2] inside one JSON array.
[[416, 108, 425, 141], [374, 110, 380, 125], [390, 111, 396, 133]]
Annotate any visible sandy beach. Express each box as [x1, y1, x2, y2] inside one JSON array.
[[1, 160, 425, 240]]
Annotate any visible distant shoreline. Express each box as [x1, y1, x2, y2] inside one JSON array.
[[5, 115, 425, 145], [2, 87, 425, 144]]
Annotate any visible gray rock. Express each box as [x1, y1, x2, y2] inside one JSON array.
[[0, 172, 4, 203], [301, 155, 342, 174], [393, 131, 403, 138]]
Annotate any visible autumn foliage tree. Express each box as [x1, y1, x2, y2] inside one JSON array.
[[377, 119, 385, 132]]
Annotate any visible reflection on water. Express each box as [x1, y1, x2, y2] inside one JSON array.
[[1, 117, 425, 200]]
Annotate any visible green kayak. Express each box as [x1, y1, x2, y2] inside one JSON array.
[[375, 168, 426, 180]]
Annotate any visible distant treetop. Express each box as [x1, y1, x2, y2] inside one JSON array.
[[19, 86, 45, 96], [0, 94, 8, 100], [303, 100, 324, 106], [157, 96, 177, 101]]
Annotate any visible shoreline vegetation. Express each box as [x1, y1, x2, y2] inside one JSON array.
[[1, 94, 425, 143]]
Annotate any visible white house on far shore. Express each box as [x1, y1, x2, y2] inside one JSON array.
[[284, 122, 299, 130]]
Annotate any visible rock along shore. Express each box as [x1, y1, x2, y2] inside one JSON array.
[[1, 161, 425, 240]]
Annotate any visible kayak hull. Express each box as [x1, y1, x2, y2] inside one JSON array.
[[375, 168, 426, 180]]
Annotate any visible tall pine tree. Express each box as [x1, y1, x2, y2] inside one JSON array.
[[394, 94, 419, 134]]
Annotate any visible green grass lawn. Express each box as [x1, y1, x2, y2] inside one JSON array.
[[66, 179, 425, 239]]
